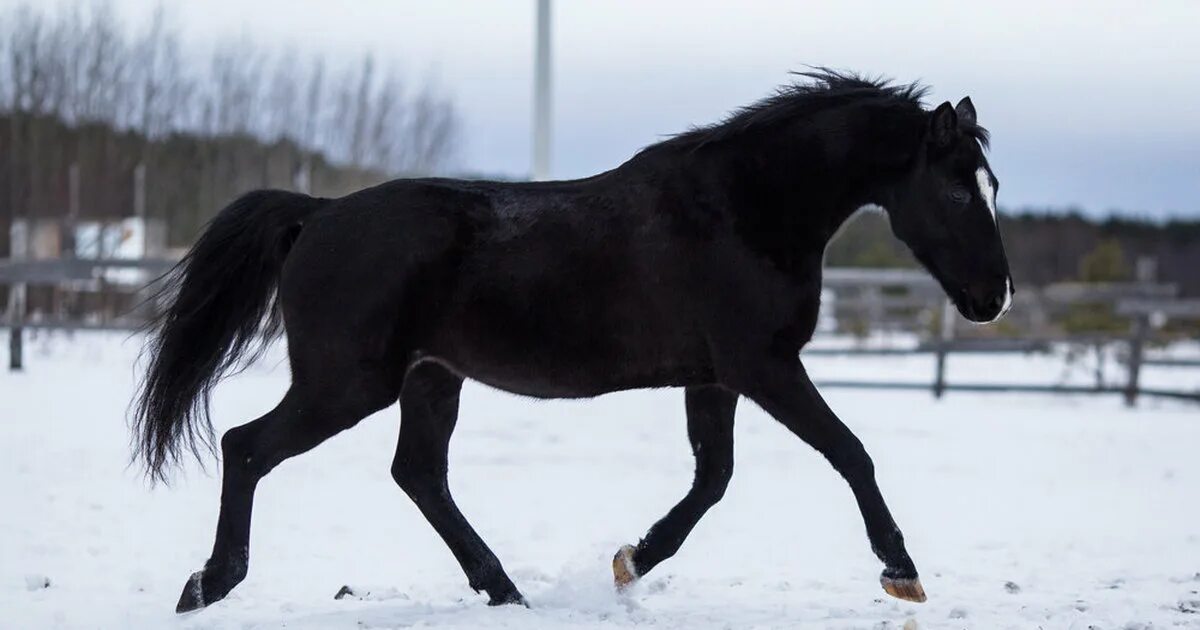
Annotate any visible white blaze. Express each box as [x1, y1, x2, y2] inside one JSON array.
[[975, 167, 997, 222], [975, 166, 1011, 323], [997, 276, 1013, 320]]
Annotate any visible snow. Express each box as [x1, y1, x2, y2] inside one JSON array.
[[2, 332, 1199, 629]]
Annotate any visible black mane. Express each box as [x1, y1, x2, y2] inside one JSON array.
[[644, 68, 989, 154]]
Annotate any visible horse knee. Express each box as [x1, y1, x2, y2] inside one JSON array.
[[827, 442, 874, 482]]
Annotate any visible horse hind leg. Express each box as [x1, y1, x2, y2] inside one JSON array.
[[391, 361, 525, 606], [612, 385, 737, 589], [175, 370, 398, 613]]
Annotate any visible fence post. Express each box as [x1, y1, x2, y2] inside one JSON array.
[[8, 283, 24, 371], [1124, 314, 1148, 407], [1124, 257, 1157, 407], [134, 163, 147, 218], [933, 299, 955, 398], [8, 327, 21, 371]]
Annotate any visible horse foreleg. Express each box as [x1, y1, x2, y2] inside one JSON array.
[[612, 385, 737, 589], [391, 362, 525, 606], [733, 358, 925, 603]]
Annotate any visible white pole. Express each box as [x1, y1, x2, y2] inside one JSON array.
[[532, 0, 553, 180]]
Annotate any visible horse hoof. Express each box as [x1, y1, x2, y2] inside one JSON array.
[[175, 570, 209, 613], [175, 558, 246, 613], [881, 575, 927, 603], [612, 544, 639, 590], [487, 589, 528, 607]]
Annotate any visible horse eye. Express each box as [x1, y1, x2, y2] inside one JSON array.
[[949, 187, 971, 204]]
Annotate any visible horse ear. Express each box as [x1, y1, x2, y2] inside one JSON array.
[[929, 101, 958, 148], [955, 97, 977, 127]]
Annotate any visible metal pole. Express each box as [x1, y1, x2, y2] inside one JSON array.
[[532, 0, 553, 180]]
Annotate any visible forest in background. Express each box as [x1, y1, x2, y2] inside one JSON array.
[[0, 2, 458, 251]]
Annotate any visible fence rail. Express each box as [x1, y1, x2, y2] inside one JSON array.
[[4, 258, 1198, 405]]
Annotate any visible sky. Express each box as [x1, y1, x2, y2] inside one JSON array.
[[11, 0, 1200, 219]]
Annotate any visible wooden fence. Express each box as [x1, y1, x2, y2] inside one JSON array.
[[3, 259, 1199, 406]]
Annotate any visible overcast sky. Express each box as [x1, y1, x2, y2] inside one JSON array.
[[14, 1, 1200, 218]]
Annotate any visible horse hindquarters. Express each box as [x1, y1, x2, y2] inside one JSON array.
[[172, 191, 449, 612], [178, 271, 409, 612], [176, 376, 398, 612]]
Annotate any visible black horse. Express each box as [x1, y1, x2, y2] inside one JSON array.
[[135, 70, 1011, 613]]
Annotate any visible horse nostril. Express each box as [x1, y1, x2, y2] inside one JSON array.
[[988, 292, 1005, 313]]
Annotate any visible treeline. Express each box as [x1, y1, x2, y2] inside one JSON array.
[[827, 210, 1200, 296], [0, 112, 394, 247], [0, 2, 458, 251]]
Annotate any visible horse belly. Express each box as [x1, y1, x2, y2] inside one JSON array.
[[425, 298, 712, 398]]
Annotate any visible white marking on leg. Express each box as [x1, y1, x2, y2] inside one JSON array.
[[975, 167, 997, 222]]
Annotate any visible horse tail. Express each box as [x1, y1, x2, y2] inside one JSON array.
[[133, 189, 324, 483]]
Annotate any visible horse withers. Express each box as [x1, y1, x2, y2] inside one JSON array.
[[134, 70, 1011, 612]]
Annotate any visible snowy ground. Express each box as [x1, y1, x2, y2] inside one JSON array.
[[2, 333, 1199, 629]]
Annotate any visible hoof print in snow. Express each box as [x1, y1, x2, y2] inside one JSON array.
[[948, 607, 967, 619], [24, 575, 51, 591], [902, 619, 919, 630], [1003, 580, 1021, 594], [1179, 599, 1200, 614], [334, 586, 410, 602]]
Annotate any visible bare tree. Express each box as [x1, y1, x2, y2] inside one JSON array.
[[132, 4, 185, 138], [301, 56, 326, 151], [403, 87, 459, 174], [207, 38, 268, 137], [264, 47, 302, 143], [2, 0, 460, 174]]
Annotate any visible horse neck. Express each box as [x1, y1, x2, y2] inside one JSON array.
[[702, 121, 913, 269]]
